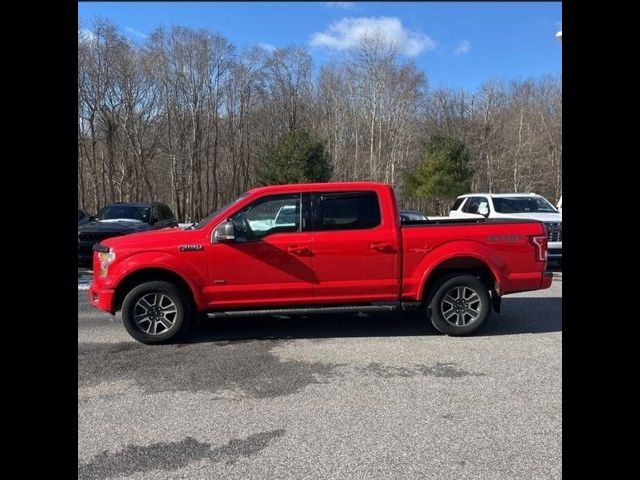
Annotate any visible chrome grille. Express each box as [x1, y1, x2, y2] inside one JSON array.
[[544, 222, 562, 242]]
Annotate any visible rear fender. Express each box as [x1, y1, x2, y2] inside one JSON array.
[[415, 241, 506, 300]]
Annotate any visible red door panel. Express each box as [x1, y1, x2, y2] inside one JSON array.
[[311, 229, 399, 303], [204, 232, 314, 309]]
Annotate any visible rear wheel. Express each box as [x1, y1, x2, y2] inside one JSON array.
[[427, 274, 491, 336], [121, 280, 193, 344]]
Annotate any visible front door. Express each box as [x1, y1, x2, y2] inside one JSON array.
[[204, 193, 314, 309]]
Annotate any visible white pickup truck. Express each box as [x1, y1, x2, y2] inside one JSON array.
[[449, 193, 562, 264]]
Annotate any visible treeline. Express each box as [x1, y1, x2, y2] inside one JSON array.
[[78, 18, 561, 220]]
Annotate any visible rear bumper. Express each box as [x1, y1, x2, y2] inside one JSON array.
[[540, 272, 553, 289], [89, 283, 115, 313], [504, 270, 553, 294]]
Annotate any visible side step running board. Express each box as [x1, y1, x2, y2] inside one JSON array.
[[207, 304, 399, 319]]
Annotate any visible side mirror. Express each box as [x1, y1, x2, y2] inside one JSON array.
[[478, 205, 489, 217], [213, 220, 235, 243]]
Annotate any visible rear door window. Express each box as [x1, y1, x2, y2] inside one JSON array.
[[314, 192, 381, 231]]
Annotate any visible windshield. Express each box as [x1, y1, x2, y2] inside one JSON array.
[[95, 205, 150, 222], [192, 193, 249, 229], [492, 197, 557, 214]]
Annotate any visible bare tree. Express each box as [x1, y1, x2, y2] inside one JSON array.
[[78, 18, 562, 220]]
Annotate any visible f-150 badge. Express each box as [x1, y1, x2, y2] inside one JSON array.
[[179, 244, 204, 251], [487, 235, 521, 242]]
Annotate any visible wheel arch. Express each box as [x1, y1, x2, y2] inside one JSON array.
[[420, 255, 500, 307], [113, 267, 197, 313]]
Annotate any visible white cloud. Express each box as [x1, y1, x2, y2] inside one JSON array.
[[325, 2, 356, 9], [258, 42, 276, 52], [78, 28, 96, 43], [453, 40, 471, 55], [310, 17, 436, 56], [124, 26, 148, 39]]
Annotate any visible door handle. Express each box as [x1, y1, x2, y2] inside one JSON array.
[[287, 245, 312, 255], [370, 242, 396, 253]]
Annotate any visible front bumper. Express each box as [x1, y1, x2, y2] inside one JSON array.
[[89, 282, 115, 313]]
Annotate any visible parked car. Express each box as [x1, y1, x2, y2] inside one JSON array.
[[399, 209, 428, 222], [449, 193, 562, 264], [89, 182, 552, 344], [78, 208, 92, 226], [78, 202, 178, 265], [556, 195, 562, 213]]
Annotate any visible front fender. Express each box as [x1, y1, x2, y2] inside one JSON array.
[[414, 240, 506, 299], [107, 250, 207, 307]]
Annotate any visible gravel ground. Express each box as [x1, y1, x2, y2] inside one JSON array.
[[78, 270, 562, 480]]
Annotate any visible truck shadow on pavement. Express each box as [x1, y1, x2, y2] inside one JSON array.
[[181, 296, 562, 344]]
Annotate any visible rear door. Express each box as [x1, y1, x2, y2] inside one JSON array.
[[310, 191, 400, 304]]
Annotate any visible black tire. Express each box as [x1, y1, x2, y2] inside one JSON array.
[[121, 280, 193, 344], [427, 274, 491, 336]]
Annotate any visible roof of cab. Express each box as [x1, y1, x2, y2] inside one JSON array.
[[247, 182, 391, 195]]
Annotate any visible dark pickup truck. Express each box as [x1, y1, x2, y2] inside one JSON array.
[[78, 202, 177, 265]]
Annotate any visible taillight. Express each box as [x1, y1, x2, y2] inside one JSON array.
[[531, 235, 548, 262]]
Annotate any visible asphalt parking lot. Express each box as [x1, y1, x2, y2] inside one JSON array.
[[78, 268, 562, 480]]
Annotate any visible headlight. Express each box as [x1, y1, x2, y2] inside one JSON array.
[[97, 250, 116, 277]]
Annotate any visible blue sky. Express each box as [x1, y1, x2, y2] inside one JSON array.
[[78, 2, 562, 91]]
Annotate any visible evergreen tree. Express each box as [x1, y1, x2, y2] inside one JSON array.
[[258, 129, 332, 185], [404, 135, 472, 212]]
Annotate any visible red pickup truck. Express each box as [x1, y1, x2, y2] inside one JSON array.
[[90, 182, 552, 344]]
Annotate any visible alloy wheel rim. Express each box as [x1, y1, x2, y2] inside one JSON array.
[[440, 286, 482, 326], [133, 293, 178, 335]]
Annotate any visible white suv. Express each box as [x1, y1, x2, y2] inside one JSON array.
[[449, 193, 562, 263]]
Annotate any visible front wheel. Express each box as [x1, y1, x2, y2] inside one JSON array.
[[428, 275, 491, 336], [121, 281, 193, 344]]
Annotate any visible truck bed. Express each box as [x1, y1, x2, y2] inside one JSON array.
[[400, 217, 546, 298]]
